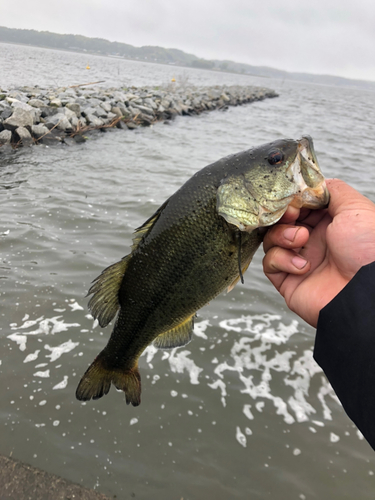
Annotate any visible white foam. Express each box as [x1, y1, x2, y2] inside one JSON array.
[[23, 350, 40, 363], [34, 370, 50, 378], [209, 314, 333, 426], [168, 349, 203, 385], [8, 315, 80, 351], [68, 301, 84, 311], [330, 432, 340, 443], [235, 426, 247, 448], [53, 376, 68, 390], [193, 320, 210, 339], [45, 340, 79, 362]]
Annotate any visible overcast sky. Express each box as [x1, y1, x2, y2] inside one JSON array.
[[1, 0, 374, 81]]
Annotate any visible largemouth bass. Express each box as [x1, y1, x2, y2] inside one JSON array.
[[76, 136, 329, 406]]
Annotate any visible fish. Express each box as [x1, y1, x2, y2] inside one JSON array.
[[76, 135, 329, 406]]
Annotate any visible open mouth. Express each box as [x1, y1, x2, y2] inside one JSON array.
[[288, 136, 330, 209]]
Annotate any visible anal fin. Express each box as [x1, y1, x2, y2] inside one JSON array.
[[153, 315, 195, 349]]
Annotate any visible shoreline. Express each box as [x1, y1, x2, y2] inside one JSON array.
[[0, 40, 270, 80], [0, 83, 278, 149]]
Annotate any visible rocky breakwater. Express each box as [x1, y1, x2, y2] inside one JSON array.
[[0, 84, 278, 149]]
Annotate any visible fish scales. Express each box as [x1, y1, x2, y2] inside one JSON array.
[[76, 136, 329, 406]]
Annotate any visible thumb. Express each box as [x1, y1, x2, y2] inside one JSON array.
[[326, 178, 374, 218]]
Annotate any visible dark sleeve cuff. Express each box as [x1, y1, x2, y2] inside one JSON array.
[[314, 261, 375, 450]]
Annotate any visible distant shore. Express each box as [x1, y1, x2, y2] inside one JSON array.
[[0, 83, 278, 149], [0, 40, 269, 80]]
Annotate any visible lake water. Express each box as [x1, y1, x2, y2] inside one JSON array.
[[1, 43, 375, 499]]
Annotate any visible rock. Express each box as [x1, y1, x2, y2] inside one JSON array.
[[41, 129, 64, 145], [1, 108, 13, 120], [0, 129, 12, 144], [14, 126, 33, 146], [115, 104, 131, 118], [143, 98, 158, 110], [81, 106, 98, 117], [100, 102, 112, 113], [132, 104, 154, 116], [31, 124, 50, 140], [116, 120, 129, 130], [11, 100, 34, 112], [65, 102, 81, 116], [93, 106, 108, 119], [137, 113, 153, 126], [45, 113, 73, 132], [27, 98, 46, 108], [85, 97, 102, 107], [4, 108, 33, 131], [50, 98, 62, 107], [86, 114, 104, 127], [74, 134, 87, 144], [111, 106, 123, 118], [64, 107, 77, 121], [40, 106, 58, 118], [70, 115, 79, 128], [126, 121, 138, 130]]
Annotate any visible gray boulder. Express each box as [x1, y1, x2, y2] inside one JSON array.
[[40, 106, 58, 118], [1, 107, 12, 120], [31, 124, 50, 140], [86, 114, 104, 127], [0, 129, 12, 144], [64, 107, 77, 122], [4, 108, 33, 131], [65, 102, 81, 116], [111, 106, 123, 118], [50, 98, 62, 108], [100, 102, 112, 113], [131, 104, 154, 116], [14, 127, 33, 146], [45, 113, 73, 132], [28, 99, 46, 108], [93, 106, 108, 119], [7, 91, 27, 102], [11, 100, 34, 112]]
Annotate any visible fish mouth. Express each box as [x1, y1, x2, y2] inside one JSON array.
[[288, 136, 330, 209]]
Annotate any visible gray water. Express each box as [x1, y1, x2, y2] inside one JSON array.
[[1, 43, 375, 499]]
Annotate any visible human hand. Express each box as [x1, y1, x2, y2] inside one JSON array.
[[262, 179, 375, 328]]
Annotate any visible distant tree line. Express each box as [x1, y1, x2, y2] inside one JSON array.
[[0, 26, 203, 66], [2, 25, 372, 90]]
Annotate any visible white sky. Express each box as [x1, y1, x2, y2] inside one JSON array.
[[1, 0, 374, 81]]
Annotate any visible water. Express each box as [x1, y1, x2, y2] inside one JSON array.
[[1, 43, 375, 499]]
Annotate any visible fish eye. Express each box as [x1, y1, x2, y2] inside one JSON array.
[[267, 150, 284, 165]]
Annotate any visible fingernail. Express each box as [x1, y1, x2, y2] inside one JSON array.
[[284, 227, 299, 242], [291, 255, 307, 269]]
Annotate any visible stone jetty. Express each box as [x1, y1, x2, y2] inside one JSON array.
[[0, 84, 278, 148]]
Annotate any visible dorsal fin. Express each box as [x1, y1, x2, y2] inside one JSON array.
[[87, 255, 131, 327], [153, 314, 195, 349], [131, 198, 169, 252]]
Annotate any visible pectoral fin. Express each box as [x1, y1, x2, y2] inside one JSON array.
[[87, 255, 131, 327], [153, 315, 195, 349]]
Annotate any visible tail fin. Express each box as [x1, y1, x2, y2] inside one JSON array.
[[76, 354, 141, 406]]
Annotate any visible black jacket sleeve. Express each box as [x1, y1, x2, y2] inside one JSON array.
[[314, 261, 375, 450]]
